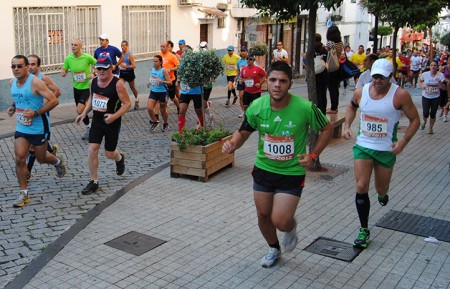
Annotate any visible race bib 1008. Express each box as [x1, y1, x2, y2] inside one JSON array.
[[262, 134, 295, 161], [361, 114, 388, 138]]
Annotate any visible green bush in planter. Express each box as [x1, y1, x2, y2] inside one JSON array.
[[250, 43, 269, 56], [172, 127, 232, 150]]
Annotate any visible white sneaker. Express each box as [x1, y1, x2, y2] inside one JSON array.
[[260, 247, 281, 268], [444, 115, 448, 122], [238, 112, 244, 118], [282, 224, 298, 253]]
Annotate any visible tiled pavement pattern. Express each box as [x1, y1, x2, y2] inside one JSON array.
[[1, 80, 449, 288]]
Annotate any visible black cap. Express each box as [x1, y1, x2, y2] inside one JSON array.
[[240, 46, 248, 51]]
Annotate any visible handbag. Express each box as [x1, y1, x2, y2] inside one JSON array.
[[339, 57, 360, 80], [314, 55, 326, 74], [326, 48, 340, 73]]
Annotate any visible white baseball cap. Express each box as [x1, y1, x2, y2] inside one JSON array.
[[371, 59, 393, 77], [98, 33, 109, 40], [200, 41, 208, 48]]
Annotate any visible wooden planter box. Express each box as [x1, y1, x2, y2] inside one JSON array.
[[170, 135, 235, 182]]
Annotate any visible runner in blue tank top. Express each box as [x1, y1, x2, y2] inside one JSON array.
[[7, 55, 66, 208]]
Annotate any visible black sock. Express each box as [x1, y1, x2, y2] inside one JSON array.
[[27, 151, 36, 173], [269, 241, 280, 251], [231, 89, 237, 97], [83, 115, 90, 126], [355, 193, 370, 228], [47, 143, 54, 152], [227, 90, 231, 100]]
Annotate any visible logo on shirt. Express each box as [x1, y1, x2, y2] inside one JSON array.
[[274, 116, 282, 122], [284, 121, 296, 128], [260, 124, 269, 128]]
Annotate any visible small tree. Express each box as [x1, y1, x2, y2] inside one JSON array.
[[440, 32, 450, 49], [372, 26, 393, 48]]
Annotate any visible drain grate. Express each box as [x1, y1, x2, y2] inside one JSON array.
[[304, 237, 363, 262], [104, 231, 166, 256], [307, 164, 350, 183], [376, 210, 450, 242]]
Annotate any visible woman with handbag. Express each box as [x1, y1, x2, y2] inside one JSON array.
[[315, 33, 328, 114], [326, 25, 343, 114]]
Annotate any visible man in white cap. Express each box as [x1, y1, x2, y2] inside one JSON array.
[[343, 59, 420, 249], [94, 33, 122, 76]]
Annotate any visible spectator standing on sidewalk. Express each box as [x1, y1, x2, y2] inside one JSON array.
[[75, 55, 131, 195], [326, 25, 343, 114], [222, 61, 333, 268], [8, 55, 66, 207], [117, 40, 139, 110], [343, 59, 419, 248], [61, 38, 97, 140], [222, 45, 240, 105]]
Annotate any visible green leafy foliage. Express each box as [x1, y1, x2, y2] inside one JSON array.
[[250, 43, 269, 56], [372, 26, 393, 37], [171, 127, 232, 150], [177, 49, 223, 88], [441, 32, 450, 48]]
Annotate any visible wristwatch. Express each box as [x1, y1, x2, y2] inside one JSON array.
[[34, 111, 39, 117]]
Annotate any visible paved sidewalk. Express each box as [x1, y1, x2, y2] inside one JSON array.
[[1, 80, 450, 288]]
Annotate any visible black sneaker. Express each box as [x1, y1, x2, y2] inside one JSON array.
[[232, 96, 238, 105], [82, 180, 99, 195], [150, 121, 160, 132], [116, 153, 125, 175], [378, 194, 389, 206], [161, 123, 169, 132]]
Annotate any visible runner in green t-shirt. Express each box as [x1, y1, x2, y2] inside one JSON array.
[[222, 61, 334, 268], [61, 38, 97, 140]]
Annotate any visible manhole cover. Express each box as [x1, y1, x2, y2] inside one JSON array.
[[304, 237, 363, 262], [376, 210, 450, 242], [307, 164, 349, 183], [104, 231, 166, 256]]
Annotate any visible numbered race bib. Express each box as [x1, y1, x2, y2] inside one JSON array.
[[180, 83, 191, 92], [16, 108, 32, 126], [227, 64, 236, 70], [92, 93, 109, 112], [73, 72, 87, 83], [150, 77, 160, 87], [425, 85, 439, 95], [262, 134, 295, 161], [361, 114, 388, 138], [244, 79, 254, 87]]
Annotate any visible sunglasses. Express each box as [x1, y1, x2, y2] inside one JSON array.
[[96, 67, 110, 71], [11, 64, 25, 69], [372, 74, 389, 80], [248, 58, 255, 61]]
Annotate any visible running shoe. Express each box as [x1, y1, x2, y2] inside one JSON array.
[[443, 115, 448, 122], [161, 123, 169, 132], [150, 121, 160, 132], [420, 122, 425, 130], [55, 156, 66, 178], [378, 194, 389, 206], [282, 225, 298, 253], [428, 128, 434, 134], [82, 128, 90, 140], [353, 228, 370, 248], [232, 96, 238, 105], [261, 247, 281, 268], [225, 99, 230, 105], [134, 100, 139, 110], [82, 180, 99, 195], [116, 153, 125, 175], [238, 112, 244, 118], [13, 192, 31, 208], [49, 144, 58, 156]]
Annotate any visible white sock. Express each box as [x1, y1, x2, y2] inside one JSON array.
[[54, 157, 61, 166], [20, 189, 28, 195], [116, 154, 122, 162]]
